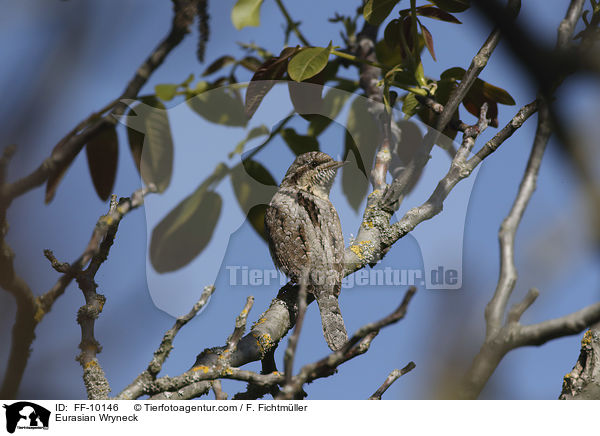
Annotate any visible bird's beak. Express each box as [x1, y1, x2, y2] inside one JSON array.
[[328, 160, 346, 170]]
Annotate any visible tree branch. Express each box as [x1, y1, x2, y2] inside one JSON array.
[[368, 362, 416, 400], [383, 0, 521, 209], [144, 287, 416, 400], [0, 0, 196, 207], [117, 285, 216, 400]]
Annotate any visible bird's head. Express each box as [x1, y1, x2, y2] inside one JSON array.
[[281, 151, 345, 199]]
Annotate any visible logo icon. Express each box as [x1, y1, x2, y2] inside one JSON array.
[[3, 402, 50, 433]]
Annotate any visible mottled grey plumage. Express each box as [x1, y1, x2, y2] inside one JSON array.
[[264, 151, 348, 351]]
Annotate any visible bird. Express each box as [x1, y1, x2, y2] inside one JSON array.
[[264, 151, 348, 351]]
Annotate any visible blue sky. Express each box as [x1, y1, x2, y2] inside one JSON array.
[[0, 0, 598, 400]]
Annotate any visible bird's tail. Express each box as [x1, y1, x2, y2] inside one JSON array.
[[314, 291, 348, 351]]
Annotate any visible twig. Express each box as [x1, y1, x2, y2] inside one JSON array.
[[274, 0, 310, 46], [484, 100, 551, 339], [0, 146, 37, 399], [117, 285, 215, 399], [226, 296, 255, 353], [283, 274, 308, 386], [211, 380, 227, 400], [439, 0, 521, 133], [0, 0, 196, 206], [556, 0, 585, 49], [278, 287, 417, 399], [506, 288, 540, 324], [146, 287, 416, 400], [383, 0, 521, 208], [368, 362, 416, 400], [456, 99, 600, 398]]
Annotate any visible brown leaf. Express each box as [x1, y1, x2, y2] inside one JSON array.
[[245, 46, 300, 119], [202, 55, 236, 76], [416, 5, 462, 23], [419, 22, 436, 61], [85, 124, 119, 202]]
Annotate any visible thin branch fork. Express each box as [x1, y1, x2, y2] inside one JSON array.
[[382, 0, 521, 209], [42, 187, 153, 399], [458, 99, 600, 399], [369, 362, 416, 400], [117, 285, 216, 400], [138, 287, 416, 400]]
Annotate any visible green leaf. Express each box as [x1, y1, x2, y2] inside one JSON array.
[[231, 0, 264, 30], [364, 0, 402, 25], [150, 184, 222, 273], [376, 39, 404, 67], [202, 55, 236, 76], [480, 81, 516, 105], [230, 160, 277, 241], [181, 73, 195, 87], [428, 0, 470, 13], [402, 92, 420, 117], [85, 124, 119, 202], [245, 46, 300, 119], [154, 83, 178, 101], [188, 86, 248, 127], [287, 43, 332, 82], [126, 97, 174, 193], [281, 128, 320, 155], [416, 5, 462, 23], [384, 19, 403, 49], [229, 125, 270, 158]]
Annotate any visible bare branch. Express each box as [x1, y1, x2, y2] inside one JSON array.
[[148, 287, 416, 400], [278, 287, 417, 399], [0, 146, 38, 399], [506, 288, 540, 324], [283, 276, 308, 386], [211, 380, 227, 400], [368, 362, 416, 400], [435, 0, 520, 134], [556, 0, 585, 49], [517, 304, 600, 347], [226, 296, 254, 354], [0, 1, 196, 206], [484, 101, 551, 339], [117, 285, 215, 399]]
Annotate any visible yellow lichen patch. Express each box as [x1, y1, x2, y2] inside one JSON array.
[[192, 365, 210, 373], [33, 306, 45, 324], [254, 317, 267, 326], [253, 332, 273, 354], [362, 220, 374, 229], [84, 360, 99, 370], [350, 240, 373, 260], [581, 330, 593, 347], [223, 368, 234, 376]]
